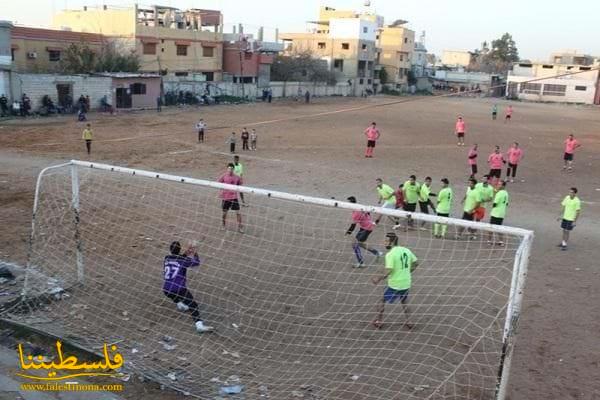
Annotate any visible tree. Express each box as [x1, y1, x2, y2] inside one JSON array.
[[469, 33, 519, 74], [271, 49, 336, 84], [378, 67, 388, 84], [95, 41, 140, 73], [58, 41, 140, 73], [407, 70, 417, 86], [60, 43, 96, 74]]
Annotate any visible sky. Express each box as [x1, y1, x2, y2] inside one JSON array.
[[3, 0, 600, 61]]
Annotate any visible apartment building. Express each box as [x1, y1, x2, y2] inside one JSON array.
[[222, 33, 282, 87], [53, 5, 223, 80], [506, 61, 600, 104], [378, 21, 415, 88], [0, 21, 12, 99], [281, 6, 380, 95], [441, 50, 475, 68]]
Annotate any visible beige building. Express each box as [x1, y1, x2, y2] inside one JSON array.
[[281, 6, 381, 95], [9, 26, 105, 74], [378, 22, 415, 88], [441, 50, 474, 67], [53, 5, 223, 80]]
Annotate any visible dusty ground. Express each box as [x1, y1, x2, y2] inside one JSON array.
[[0, 96, 598, 399]]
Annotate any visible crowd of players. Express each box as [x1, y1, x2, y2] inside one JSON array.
[[158, 106, 584, 332]]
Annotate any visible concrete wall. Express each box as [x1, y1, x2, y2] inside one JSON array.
[[441, 50, 472, 67], [163, 79, 352, 99], [52, 8, 136, 36], [506, 76, 597, 104], [511, 62, 599, 81], [12, 73, 112, 110]]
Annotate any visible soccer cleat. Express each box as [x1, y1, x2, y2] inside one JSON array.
[[376, 250, 384, 258], [176, 302, 190, 312], [496, 242, 505, 247], [510, 179, 514, 183], [195, 321, 214, 333], [354, 261, 365, 268]]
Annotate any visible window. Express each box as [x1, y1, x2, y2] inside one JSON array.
[[130, 83, 146, 95], [341, 43, 349, 50], [174, 72, 189, 77], [11, 48, 15, 61], [574, 85, 587, 91], [333, 59, 344, 70], [520, 82, 541, 94], [367, 79, 372, 84], [404, 37, 408, 44], [242, 77, 253, 83], [203, 72, 214, 81], [362, 44, 367, 51], [176, 45, 188, 56], [518, 63, 532, 68], [202, 46, 214, 57], [542, 65, 553, 69], [399, 54, 404, 62], [318, 42, 326, 49], [143, 43, 156, 55], [363, 27, 368, 33], [543, 84, 566, 96], [48, 50, 61, 62], [579, 66, 591, 71], [376, 35, 379, 40], [359, 78, 364, 84]]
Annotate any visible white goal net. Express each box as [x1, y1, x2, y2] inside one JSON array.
[[3, 160, 532, 400]]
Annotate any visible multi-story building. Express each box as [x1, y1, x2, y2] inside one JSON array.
[[9, 26, 105, 73], [222, 32, 283, 87], [281, 6, 380, 95], [506, 60, 600, 104], [53, 5, 223, 80], [378, 21, 415, 88]]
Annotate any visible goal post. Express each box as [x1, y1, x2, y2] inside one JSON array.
[[16, 160, 532, 400]]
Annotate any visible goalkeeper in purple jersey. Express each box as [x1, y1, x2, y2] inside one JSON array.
[[163, 241, 213, 333]]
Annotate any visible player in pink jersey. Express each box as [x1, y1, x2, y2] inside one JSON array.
[[468, 144, 478, 178], [364, 122, 380, 158], [506, 142, 523, 182], [455, 116, 466, 146], [562, 134, 581, 172], [345, 196, 384, 268], [504, 105, 513, 123], [218, 163, 244, 233], [487, 146, 506, 184]]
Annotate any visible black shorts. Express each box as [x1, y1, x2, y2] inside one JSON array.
[[564, 153, 573, 161], [164, 288, 194, 304], [492, 112, 497, 116], [490, 216, 504, 225], [222, 199, 240, 211], [462, 211, 474, 221], [471, 164, 478, 175], [561, 219, 574, 231], [437, 212, 449, 218], [457, 132, 465, 138], [505, 114, 511, 119], [356, 228, 372, 243], [367, 140, 376, 148], [403, 203, 417, 212], [419, 201, 429, 214], [489, 169, 502, 178]]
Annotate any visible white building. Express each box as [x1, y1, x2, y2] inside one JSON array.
[[506, 61, 600, 105]]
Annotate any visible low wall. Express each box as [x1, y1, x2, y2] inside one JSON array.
[[163, 78, 352, 99], [11, 73, 112, 110]]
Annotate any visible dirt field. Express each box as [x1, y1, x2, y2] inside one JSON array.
[[0, 96, 599, 400]]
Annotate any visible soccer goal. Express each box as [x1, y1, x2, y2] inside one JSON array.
[[7, 160, 532, 400]]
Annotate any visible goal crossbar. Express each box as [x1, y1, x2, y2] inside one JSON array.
[[23, 160, 534, 400]]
